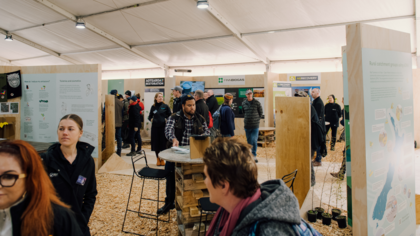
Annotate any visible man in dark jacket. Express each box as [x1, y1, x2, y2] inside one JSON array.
[[242, 89, 263, 162], [160, 95, 210, 215], [41, 142, 97, 236], [127, 96, 142, 156], [122, 90, 131, 148], [171, 86, 183, 113], [194, 89, 209, 125], [203, 138, 302, 236], [311, 88, 326, 166], [110, 90, 124, 156], [206, 89, 219, 115]]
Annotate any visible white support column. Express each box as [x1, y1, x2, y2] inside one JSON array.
[[206, 2, 269, 64], [35, 0, 166, 69]]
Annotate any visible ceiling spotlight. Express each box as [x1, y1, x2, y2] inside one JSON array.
[[75, 18, 86, 29], [197, 0, 209, 9], [4, 35, 13, 41]]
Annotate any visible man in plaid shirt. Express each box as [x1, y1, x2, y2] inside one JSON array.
[[165, 95, 210, 147], [158, 94, 210, 215]]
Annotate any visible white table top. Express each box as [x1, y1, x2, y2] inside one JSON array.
[[158, 148, 204, 164]]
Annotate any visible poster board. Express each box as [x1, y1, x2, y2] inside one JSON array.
[[21, 72, 100, 158], [180, 81, 205, 95], [206, 87, 264, 118], [346, 23, 415, 236], [291, 86, 320, 102]]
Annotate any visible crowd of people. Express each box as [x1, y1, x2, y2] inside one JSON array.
[[0, 86, 336, 235]]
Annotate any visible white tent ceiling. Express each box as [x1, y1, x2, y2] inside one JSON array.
[[0, 0, 417, 76]]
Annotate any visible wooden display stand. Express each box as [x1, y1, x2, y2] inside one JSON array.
[[175, 162, 212, 236], [189, 136, 210, 160], [257, 127, 275, 147], [346, 24, 415, 235], [102, 95, 115, 163], [275, 96, 310, 207]]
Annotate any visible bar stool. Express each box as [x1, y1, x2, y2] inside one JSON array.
[[122, 150, 170, 235], [197, 197, 219, 235], [282, 169, 298, 193]]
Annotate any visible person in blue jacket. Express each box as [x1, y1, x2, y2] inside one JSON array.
[[220, 93, 235, 137]]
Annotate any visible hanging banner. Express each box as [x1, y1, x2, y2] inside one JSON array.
[[145, 78, 165, 87], [0, 74, 7, 102], [218, 75, 245, 85], [6, 70, 22, 98], [287, 72, 321, 84]]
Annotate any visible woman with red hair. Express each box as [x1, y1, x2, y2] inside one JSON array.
[[0, 140, 82, 236]]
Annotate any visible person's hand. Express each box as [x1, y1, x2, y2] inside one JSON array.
[[134, 127, 138, 132], [172, 139, 179, 147]]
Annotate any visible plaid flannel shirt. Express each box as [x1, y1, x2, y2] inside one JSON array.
[[165, 114, 210, 146]]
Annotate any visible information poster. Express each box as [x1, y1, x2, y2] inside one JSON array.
[[362, 49, 415, 235], [291, 86, 320, 102], [206, 87, 264, 118], [273, 82, 292, 109], [180, 81, 205, 95], [0, 102, 19, 114], [21, 73, 99, 157], [107, 79, 124, 95], [342, 51, 352, 226]]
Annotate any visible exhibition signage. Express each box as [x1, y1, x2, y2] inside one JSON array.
[[21, 73, 99, 157], [273, 82, 292, 108], [6, 70, 22, 98], [346, 23, 415, 236], [145, 78, 165, 87], [217, 75, 245, 85], [287, 73, 321, 84], [363, 48, 415, 236]]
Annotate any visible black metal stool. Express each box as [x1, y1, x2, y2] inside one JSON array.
[[281, 169, 298, 193], [197, 197, 219, 235], [122, 150, 170, 235]]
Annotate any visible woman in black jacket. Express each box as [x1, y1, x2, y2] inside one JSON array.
[[0, 140, 82, 236], [148, 92, 171, 166], [324, 94, 341, 151], [41, 114, 97, 236]]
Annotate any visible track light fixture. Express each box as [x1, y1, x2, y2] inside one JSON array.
[[197, 0, 209, 9], [75, 18, 86, 29], [4, 34, 13, 41]]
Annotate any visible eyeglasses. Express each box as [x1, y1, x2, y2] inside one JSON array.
[[0, 173, 26, 187]]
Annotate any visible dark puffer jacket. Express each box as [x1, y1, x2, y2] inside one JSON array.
[[242, 99, 263, 129]]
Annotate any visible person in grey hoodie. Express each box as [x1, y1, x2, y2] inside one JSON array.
[[203, 137, 304, 236]]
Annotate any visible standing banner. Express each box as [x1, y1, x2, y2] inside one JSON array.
[[273, 82, 292, 108], [21, 73, 99, 157], [287, 72, 321, 84], [6, 70, 22, 98]]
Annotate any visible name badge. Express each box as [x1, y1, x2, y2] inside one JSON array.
[[153, 110, 157, 114], [76, 175, 87, 186]]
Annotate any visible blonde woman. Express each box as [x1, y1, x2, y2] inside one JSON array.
[[148, 93, 171, 166]]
